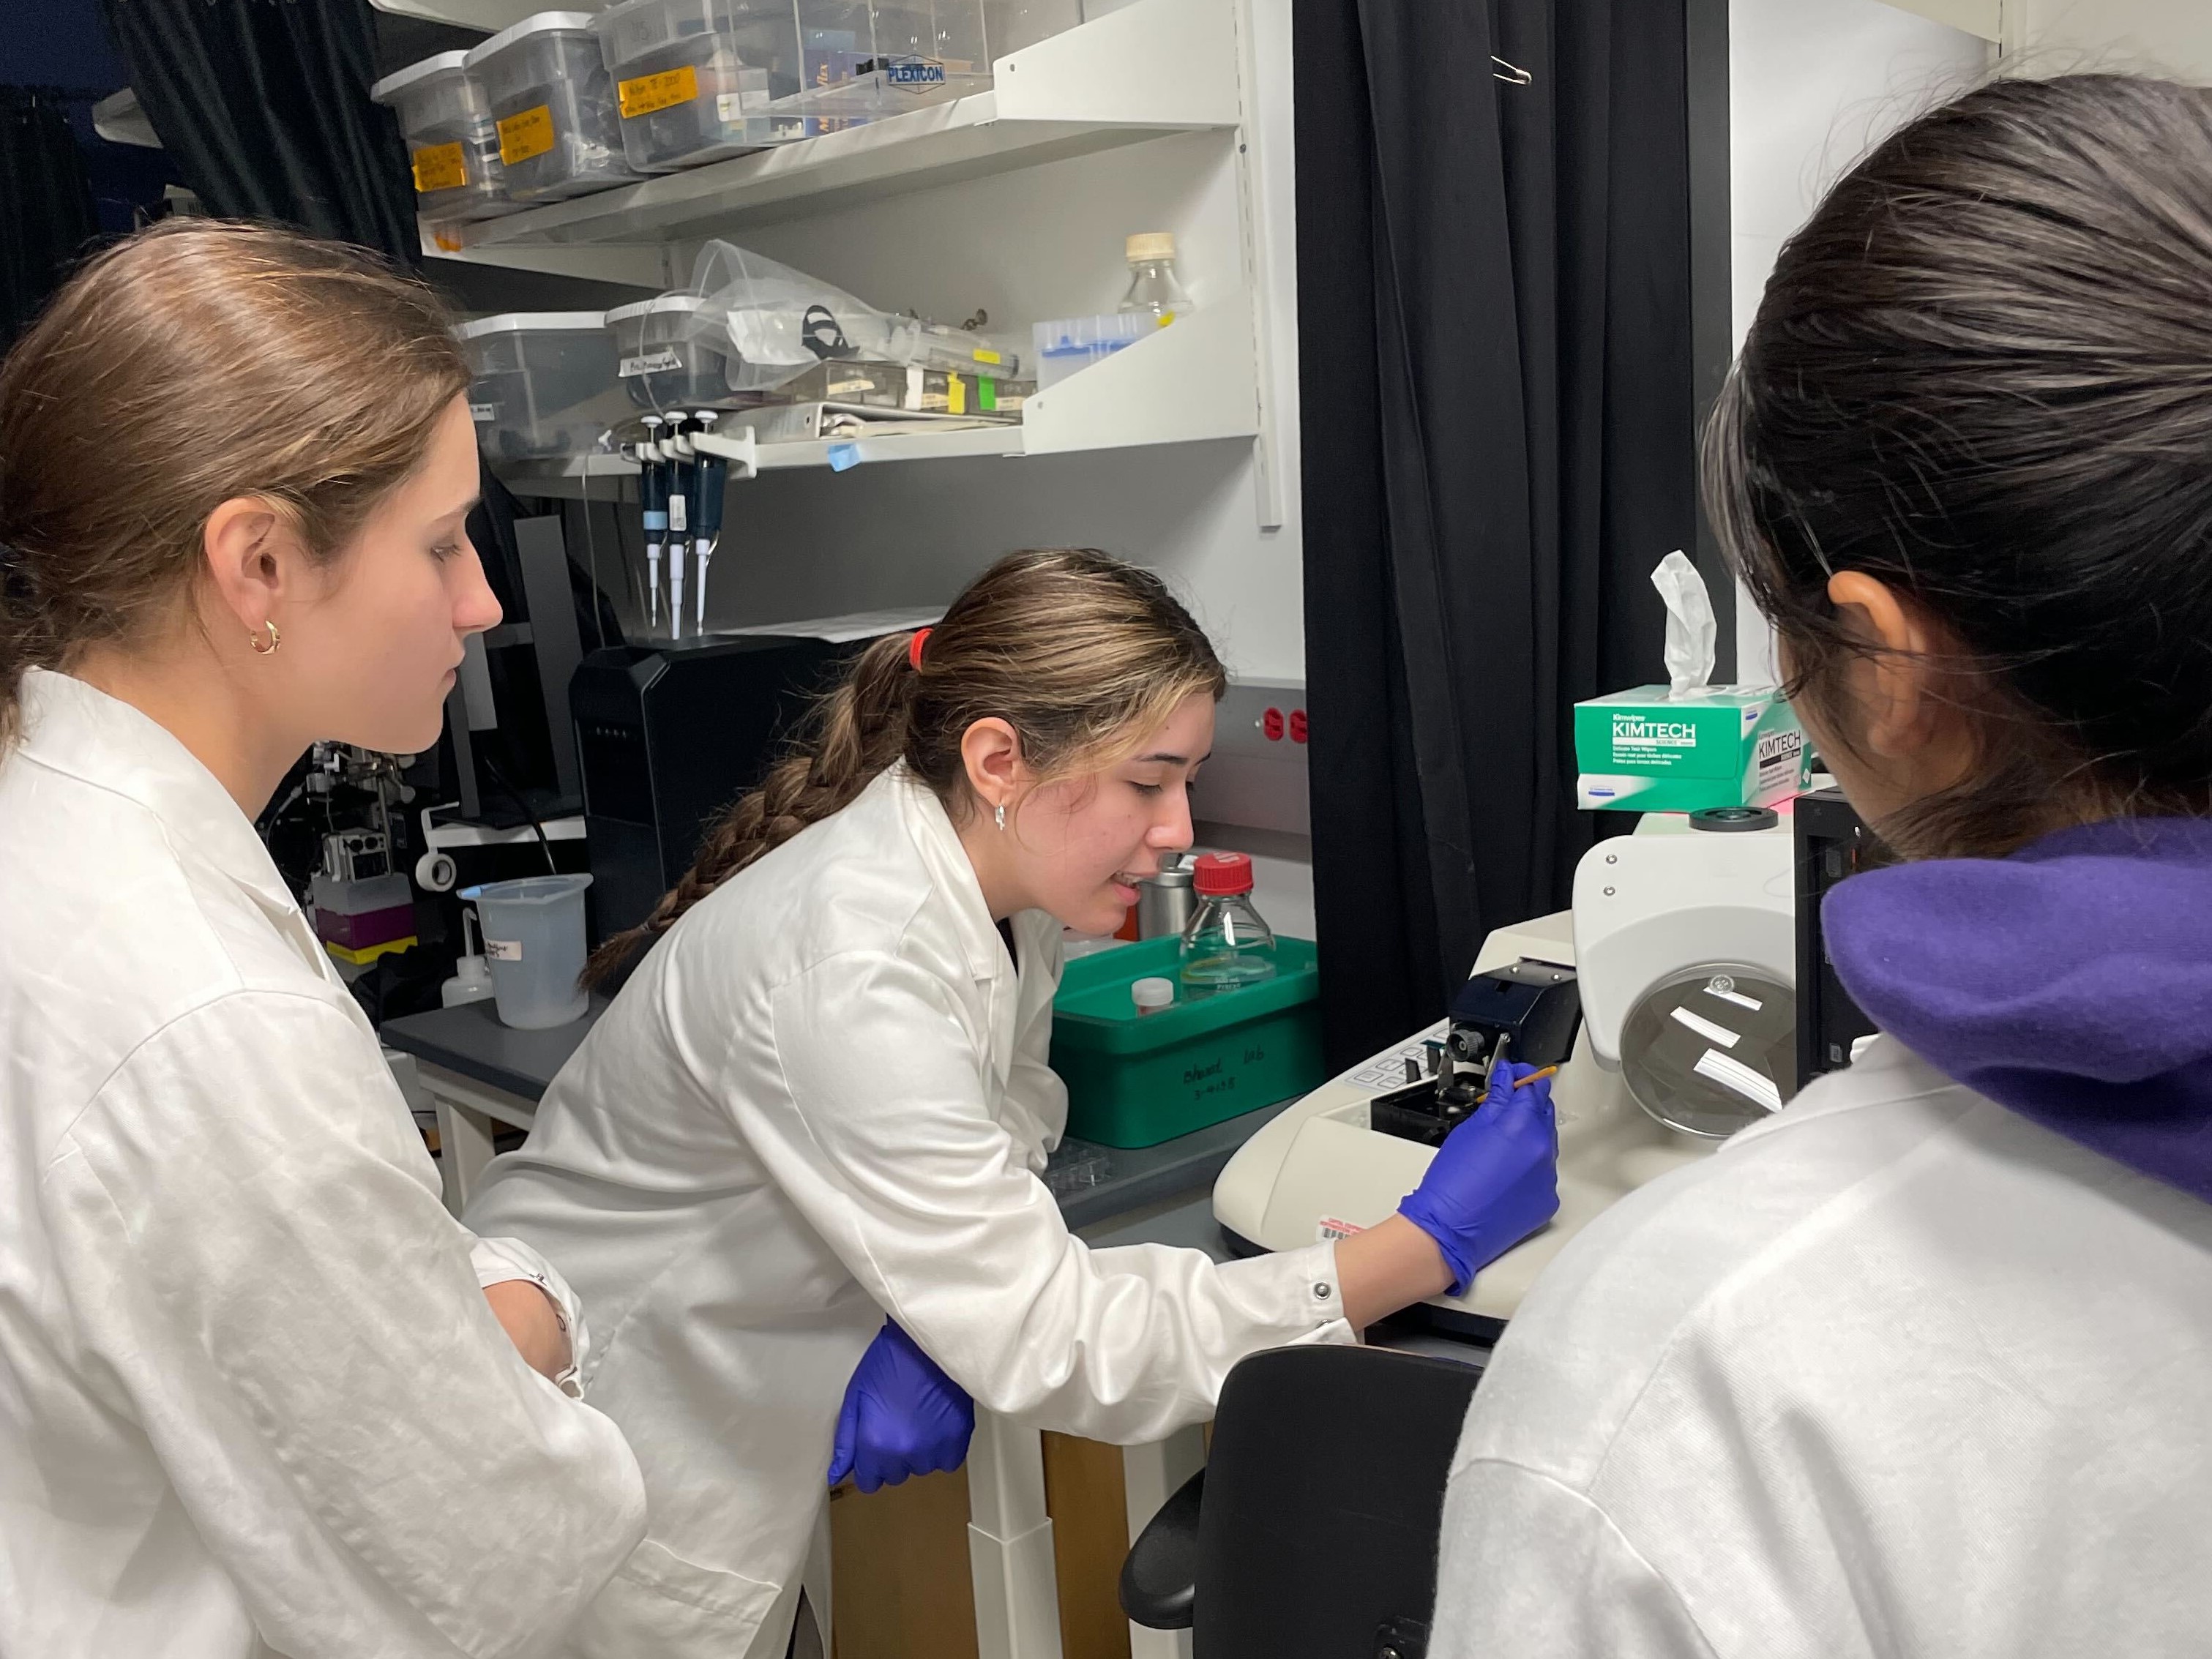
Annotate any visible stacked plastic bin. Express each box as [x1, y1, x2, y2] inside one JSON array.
[[466, 13, 643, 202], [457, 313, 629, 460], [605, 296, 740, 412], [388, 1, 1093, 224], [372, 52, 517, 222], [594, 0, 807, 169]]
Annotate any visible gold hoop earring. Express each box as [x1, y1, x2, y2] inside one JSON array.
[[249, 621, 281, 656], [995, 802, 1007, 832]]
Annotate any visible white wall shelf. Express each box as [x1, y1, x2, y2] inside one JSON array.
[[91, 89, 162, 149], [657, 291, 1262, 479], [461, 0, 1304, 672], [427, 0, 1242, 280], [1875, 0, 2003, 41]]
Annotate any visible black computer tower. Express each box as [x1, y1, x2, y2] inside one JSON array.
[[571, 634, 859, 940]]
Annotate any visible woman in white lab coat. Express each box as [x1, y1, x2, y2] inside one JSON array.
[[1430, 75, 2212, 1657], [465, 548, 1559, 1658], [0, 222, 644, 1658]]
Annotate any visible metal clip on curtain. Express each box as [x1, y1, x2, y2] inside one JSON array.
[[1492, 56, 1533, 85]]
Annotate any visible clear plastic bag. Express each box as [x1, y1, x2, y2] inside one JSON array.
[[676, 240, 1019, 392]]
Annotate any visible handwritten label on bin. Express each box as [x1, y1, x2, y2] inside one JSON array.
[[496, 104, 556, 165], [618, 65, 698, 119], [410, 141, 468, 195]]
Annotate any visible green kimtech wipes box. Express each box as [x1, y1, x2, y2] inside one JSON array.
[[1574, 685, 1809, 812], [1050, 937, 1323, 1149]]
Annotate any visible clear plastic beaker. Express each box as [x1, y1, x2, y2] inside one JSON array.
[[460, 875, 594, 1029]]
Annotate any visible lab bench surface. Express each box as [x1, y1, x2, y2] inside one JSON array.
[[379, 997, 609, 1101]]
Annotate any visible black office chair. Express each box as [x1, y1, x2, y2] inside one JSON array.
[[1119, 1344, 1481, 1659]]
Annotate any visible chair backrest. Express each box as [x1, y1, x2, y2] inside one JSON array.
[[1194, 1344, 1480, 1659]]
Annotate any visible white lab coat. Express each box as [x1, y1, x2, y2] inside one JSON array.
[[0, 670, 647, 1659], [1431, 1036, 2212, 1658], [465, 765, 1351, 1659]]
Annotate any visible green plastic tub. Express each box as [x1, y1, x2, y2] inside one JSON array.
[[1049, 936, 1323, 1149]]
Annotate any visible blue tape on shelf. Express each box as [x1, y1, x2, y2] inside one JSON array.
[[827, 443, 860, 472]]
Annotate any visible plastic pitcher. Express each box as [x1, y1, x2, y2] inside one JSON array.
[[460, 875, 594, 1029]]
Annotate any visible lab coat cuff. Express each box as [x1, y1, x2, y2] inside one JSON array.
[[1288, 1241, 1346, 1327], [470, 1236, 592, 1396]]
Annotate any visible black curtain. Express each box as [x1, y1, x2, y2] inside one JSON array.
[[100, 0, 418, 265], [1299, 0, 1701, 1066], [1, 87, 100, 347]]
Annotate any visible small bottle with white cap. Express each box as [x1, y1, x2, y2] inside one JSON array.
[[1118, 232, 1192, 328], [1130, 976, 1176, 1017]]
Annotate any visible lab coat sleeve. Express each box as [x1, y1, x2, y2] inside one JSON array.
[[1427, 1458, 1719, 1659], [759, 952, 1351, 1444], [995, 927, 1069, 1172], [41, 990, 648, 1659], [468, 1234, 596, 1387]]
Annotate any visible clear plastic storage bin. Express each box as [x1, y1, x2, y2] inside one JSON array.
[[466, 12, 643, 203], [606, 295, 739, 411], [457, 312, 629, 460], [372, 52, 516, 222], [981, 0, 1083, 56], [594, 0, 805, 171], [793, 0, 992, 127]]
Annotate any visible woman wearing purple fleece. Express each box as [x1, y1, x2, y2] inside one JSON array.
[[1430, 75, 2212, 1658]]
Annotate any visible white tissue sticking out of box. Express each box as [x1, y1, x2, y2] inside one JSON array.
[[1651, 549, 1716, 698]]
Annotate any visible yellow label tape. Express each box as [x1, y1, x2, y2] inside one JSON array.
[[411, 141, 468, 195], [497, 104, 556, 165], [618, 64, 699, 119], [947, 373, 968, 416]]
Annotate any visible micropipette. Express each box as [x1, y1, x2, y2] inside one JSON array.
[[665, 414, 692, 640], [640, 414, 667, 630], [691, 410, 726, 632]]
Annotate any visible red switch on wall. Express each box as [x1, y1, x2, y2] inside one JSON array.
[[1289, 708, 1309, 744], [1262, 707, 1285, 741]]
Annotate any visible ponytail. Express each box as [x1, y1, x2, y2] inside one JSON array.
[[581, 547, 1227, 989]]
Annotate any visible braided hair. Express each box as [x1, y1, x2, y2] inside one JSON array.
[[581, 548, 1225, 988]]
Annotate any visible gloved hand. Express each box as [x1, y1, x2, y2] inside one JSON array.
[[826, 1319, 976, 1494], [1396, 1061, 1561, 1297]]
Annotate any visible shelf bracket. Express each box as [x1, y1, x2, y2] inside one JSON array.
[[689, 427, 761, 482]]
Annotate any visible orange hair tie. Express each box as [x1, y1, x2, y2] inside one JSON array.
[[908, 627, 933, 670]]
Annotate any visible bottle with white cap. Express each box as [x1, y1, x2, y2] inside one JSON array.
[[1131, 976, 1176, 1017], [440, 909, 498, 1008], [1118, 232, 1192, 328]]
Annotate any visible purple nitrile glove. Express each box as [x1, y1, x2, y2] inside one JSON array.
[[826, 1319, 976, 1495], [1395, 1061, 1561, 1297]]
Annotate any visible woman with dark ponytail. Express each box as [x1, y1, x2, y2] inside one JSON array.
[[468, 548, 1559, 1659], [1432, 75, 2212, 1656]]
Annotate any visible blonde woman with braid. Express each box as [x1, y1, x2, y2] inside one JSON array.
[[465, 550, 1558, 1659]]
